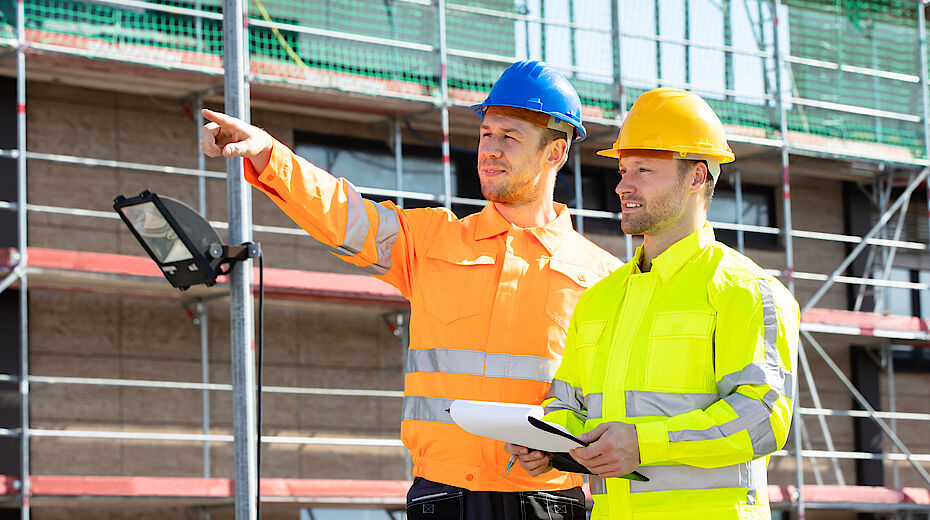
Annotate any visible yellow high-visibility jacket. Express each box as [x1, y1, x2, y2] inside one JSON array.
[[543, 224, 799, 519]]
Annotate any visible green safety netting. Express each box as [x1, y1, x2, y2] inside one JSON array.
[[0, 0, 927, 159]]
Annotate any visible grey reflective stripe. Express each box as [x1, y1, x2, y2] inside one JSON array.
[[402, 395, 455, 424], [589, 475, 607, 495], [341, 180, 370, 255], [543, 379, 585, 415], [485, 353, 560, 382], [630, 458, 767, 494], [586, 393, 603, 419], [717, 364, 794, 400], [747, 390, 780, 457], [406, 348, 559, 382], [372, 203, 399, 272], [325, 201, 397, 276], [625, 390, 717, 417], [716, 278, 793, 398], [757, 279, 779, 368], [667, 393, 778, 456], [405, 348, 485, 376]]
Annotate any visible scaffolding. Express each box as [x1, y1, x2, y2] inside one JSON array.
[[2, 1, 930, 519]]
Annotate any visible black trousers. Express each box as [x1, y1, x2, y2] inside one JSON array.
[[405, 477, 586, 520]]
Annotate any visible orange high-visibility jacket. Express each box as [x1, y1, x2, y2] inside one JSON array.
[[244, 139, 621, 491]]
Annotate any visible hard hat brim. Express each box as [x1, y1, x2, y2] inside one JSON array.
[[595, 147, 734, 163], [471, 102, 587, 142]]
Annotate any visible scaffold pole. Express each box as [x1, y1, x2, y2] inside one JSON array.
[[223, 0, 258, 518], [16, 0, 30, 517], [437, 0, 452, 210]]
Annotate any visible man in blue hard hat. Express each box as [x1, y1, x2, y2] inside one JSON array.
[[200, 60, 620, 519]]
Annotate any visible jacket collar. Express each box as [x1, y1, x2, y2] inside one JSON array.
[[631, 222, 716, 280], [474, 202, 573, 255]]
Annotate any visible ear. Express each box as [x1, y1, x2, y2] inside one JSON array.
[[687, 162, 708, 195], [543, 138, 568, 169]]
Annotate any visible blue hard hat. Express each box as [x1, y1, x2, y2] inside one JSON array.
[[471, 60, 586, 142]]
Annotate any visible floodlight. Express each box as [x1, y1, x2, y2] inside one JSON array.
[[114, 190, 256, 290]]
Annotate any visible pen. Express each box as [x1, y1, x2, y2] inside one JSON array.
[[505, 454, 516, 474]]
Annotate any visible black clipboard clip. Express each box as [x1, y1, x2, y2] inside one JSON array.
[[527, 417, 649, 482]]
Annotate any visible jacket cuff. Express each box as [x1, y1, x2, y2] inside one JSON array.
[[636, 421, 669, 465], [244, 138, 288, 189]]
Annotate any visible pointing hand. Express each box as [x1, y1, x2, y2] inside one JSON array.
[[200, 108, 273, 170]]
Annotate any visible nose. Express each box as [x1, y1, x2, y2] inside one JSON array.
[[615, 176, 631, 197], [479, 136, 502, 159]]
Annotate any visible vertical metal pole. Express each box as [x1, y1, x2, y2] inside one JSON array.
[[196, 0, 204, 54], [610, 0, 626, 119], [437, 0, 452, 209], [918, 1, 930, 245], [624, 233, 633, 262], [792, 343, 805, 520], [798, 346, 845, 485], [886, 345, 899, 488], [568, 0, 576, 79], [197, 301, 211, 479], [870, 31, 883, 145], [524, 3, 531, 59], [773, 2, 801, 517], [540, 0, 546, 61], [573, 149, 583, 234], [734, 168, 745, 253], [195, 89, 210, 483], [684, 0, 691, 86], [394, 118, 404, 209], [223, 0, 257, 518], [196, 94, 207, 217], [723, 0, 733, 98], [16, 0, 29, 518], [773, 0, 795, 293], [392, 312, 412, 479], [654, 0, 662, 86]]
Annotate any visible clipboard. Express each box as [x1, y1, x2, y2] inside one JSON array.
[[449, 400, 648, 482]]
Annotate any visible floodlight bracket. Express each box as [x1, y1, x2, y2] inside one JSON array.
[[211, 242, 262, 276]]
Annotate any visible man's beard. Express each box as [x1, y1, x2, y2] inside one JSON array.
[[621, 177, 688, 235], [479, 158, 538, 205]]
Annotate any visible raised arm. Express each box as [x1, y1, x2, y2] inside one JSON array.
[[199, 109, 415, 295]]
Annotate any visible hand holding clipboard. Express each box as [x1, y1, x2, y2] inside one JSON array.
[[449, 400, 648, 482]]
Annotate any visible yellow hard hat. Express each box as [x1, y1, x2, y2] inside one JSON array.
[[597, 88, 735, 164]]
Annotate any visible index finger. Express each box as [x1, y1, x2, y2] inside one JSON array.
[[504, 443, 529, 455], [570, 440, 606, 462], [201, 108, 240, 127]]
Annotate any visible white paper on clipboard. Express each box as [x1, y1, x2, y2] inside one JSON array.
[[448, 400, 584, 452]]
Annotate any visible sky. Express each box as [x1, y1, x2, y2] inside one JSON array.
[[512, 0, 790, 105]]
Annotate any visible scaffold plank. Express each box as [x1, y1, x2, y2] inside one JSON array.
[[1, 476, 928, 510], [0, 247, 405, 306], [8, 247, 930, 334]]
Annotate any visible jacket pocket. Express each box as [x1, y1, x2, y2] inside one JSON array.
[[520, 488, 586, 520], [406, 478, 463, 520], [575, 320, 608, 349], [546, 258, 597, 332], [422, 240, 496, 324], [645, 311, 715, 392]]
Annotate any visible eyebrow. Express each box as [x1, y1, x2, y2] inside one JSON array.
[[480, 124, 524, 135]]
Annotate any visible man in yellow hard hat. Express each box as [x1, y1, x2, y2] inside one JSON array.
[[505, 88, 800, 519]]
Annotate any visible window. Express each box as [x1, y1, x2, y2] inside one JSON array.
[[707, 183, 777, 249], [295, 130, 461, 212], [879, 267, 930, 372]]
